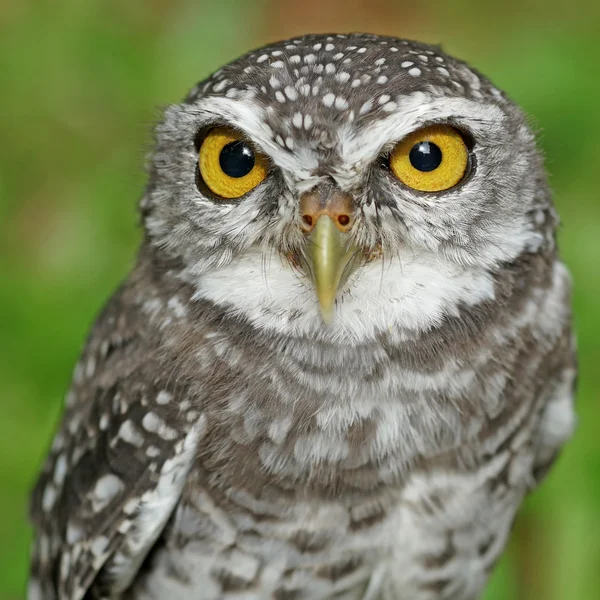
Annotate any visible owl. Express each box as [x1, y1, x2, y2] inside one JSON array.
[[28, 33, 577, 600]]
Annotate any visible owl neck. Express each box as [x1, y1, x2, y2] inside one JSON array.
[[133, 243, 558, 498]]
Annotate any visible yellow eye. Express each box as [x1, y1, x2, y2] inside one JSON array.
[[198, 127, 268, 199], [389, 125, 469, 192]]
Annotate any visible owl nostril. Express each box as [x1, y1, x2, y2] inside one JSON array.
[[299, 189, 355, 234]]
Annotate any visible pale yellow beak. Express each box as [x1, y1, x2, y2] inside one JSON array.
[[306, 215, 359, 324]]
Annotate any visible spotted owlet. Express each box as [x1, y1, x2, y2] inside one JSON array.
[[28, 33, 577, 600]]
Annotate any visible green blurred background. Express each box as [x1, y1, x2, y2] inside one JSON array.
[[1, 0, 599, 598]]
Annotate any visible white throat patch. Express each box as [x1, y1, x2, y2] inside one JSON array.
[[191, 246, 495, 342]]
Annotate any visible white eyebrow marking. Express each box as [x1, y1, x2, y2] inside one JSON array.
[[176, 91, 504, 191]]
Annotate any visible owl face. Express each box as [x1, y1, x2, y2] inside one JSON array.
[[143, 34, 550, 338]]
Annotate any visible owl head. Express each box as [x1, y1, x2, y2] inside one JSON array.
[[142, 33, 555, 340]]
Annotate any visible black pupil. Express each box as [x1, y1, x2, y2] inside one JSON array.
[[219, 141, 255, 178], [409, 141, 443, 172]]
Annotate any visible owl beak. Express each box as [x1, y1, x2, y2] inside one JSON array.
[[305, 215, 359, 324]]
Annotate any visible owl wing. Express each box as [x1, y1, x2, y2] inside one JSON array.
[[28, 285, 203, 600], [532, 357, 577, 484], [529, 295, 578, 486]]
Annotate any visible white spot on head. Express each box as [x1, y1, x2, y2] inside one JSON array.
[[351, 79, 361, 88], [357, 47, 367, 53], [401, 61, 414, 68], [325, 43, 335, 51], [275, 91, 286, 103], [375, 57, 386, 65], [256, 54, 268, 63], [290, 54, 301, 64], [156, 390, 173, 405], [304, 53, 316, 64], [186, 409, 200, 423], [408, 67, 422, 77], [333, 52, 344, 60], [292, 112, 303, 128], [334, 96, 349, 110], [304, 114, 313, 130], [271, 60, 284, 69], [212, 79, 229, 92], [336, 71, 350, 83], [322, 92, 335, 107], [418, 54, 429, 61], [377, 75, 388, 84], [378, 94, 391, 104], [437, 67, 450, 77], [285, 137, 294, 150], [359, 99, 374, 115], [271, 50, 282, 56], [313, 43, 322, 50], [325, 63, 336, 74], [383, 101, 398, 112], [284, 85, 298, 101]]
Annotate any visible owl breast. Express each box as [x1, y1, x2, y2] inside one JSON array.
[[128, 439, 532, 600], [123, 252, 572, 600]]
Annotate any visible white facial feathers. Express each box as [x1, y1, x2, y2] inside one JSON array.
[[165, 92, 512, 192]]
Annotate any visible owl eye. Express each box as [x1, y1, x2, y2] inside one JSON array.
[[198, 127, 268, 199], [388, 125, 469, 192]]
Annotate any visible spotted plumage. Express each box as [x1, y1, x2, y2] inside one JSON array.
[[29, 33, 576, 600]]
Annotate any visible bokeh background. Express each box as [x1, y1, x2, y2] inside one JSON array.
[[1, 0, 599, 598]]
